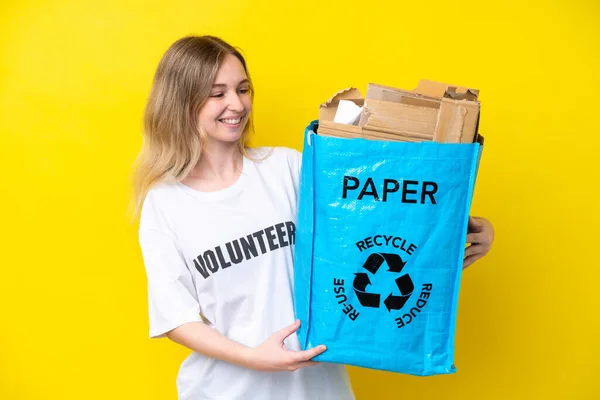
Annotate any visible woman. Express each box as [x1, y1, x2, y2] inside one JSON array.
[[132, 35, 494, 400]]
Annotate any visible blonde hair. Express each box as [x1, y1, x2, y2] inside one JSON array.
[[129, 35, 254, 220]]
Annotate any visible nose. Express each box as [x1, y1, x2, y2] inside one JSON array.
[[227, 91, 244, 113]]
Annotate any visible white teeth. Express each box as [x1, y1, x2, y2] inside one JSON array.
[[221, 118, 241, 124]]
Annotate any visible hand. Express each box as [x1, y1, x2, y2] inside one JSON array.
[[463, 216, 495, 269], [245, 320, 326, 372]]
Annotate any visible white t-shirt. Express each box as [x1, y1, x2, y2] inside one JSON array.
[[138, 147, 355, 400]]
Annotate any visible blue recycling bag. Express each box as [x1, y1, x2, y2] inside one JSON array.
[[294, 121, 482, 376]]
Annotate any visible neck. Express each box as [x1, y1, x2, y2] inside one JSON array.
[[191, 140, 243, 181]]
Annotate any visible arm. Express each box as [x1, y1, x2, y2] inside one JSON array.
[[166, 322, 251, 366], [166, 319, 326, 372], [138, 209, 325, 373]]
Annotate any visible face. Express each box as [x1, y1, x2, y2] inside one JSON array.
[[198, 53, 252, 145]]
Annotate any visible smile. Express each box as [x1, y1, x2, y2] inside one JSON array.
[[219, 117, 242, 125]]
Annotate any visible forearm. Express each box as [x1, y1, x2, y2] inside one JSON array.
[[166, 322, 254, 368]]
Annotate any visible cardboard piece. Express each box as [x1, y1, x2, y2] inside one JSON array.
[[318, 80, 482, 144]]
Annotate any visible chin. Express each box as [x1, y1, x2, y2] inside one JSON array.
[[204, 121, 247, 144], [211, 131, 244, 144]]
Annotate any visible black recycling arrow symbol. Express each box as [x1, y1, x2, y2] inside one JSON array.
[[384, 293, 411, 312], [361, 253, 384, 275], [353, 273, 380, 308], [381, 253, 407, 273], [383, 274, 415, 312], [353, 272, 371, 291]]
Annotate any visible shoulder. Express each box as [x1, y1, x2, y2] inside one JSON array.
[[246, 146, 303, 190], [143, 181, 180, 208], [139, 182, 180, 234], [246, 146, 301, 168]]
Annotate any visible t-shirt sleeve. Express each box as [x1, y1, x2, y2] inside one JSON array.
[[289, 147, 302, 193], [138, 192, 202, 338], [295, 148, 302, 179]]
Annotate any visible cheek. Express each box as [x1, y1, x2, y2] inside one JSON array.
[[244, 98, 253, 113], [198, 104, 221, 124]]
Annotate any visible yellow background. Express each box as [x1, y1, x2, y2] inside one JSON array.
[[1, 0, 598, 399]]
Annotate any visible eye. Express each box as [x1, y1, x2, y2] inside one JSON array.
[[210, 93, 224, 98], [238, 88, 250, 94]]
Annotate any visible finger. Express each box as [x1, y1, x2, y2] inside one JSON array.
[[466, 232, 485, 244], [274, 320, 301, 343], [467, 216, 483, 232], [293, 345, 327, 362], [464, 243, 485, 258], [295, 361, 319, 369], [463, 253, 484, 269]]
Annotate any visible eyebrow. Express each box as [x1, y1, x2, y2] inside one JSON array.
[[212, 79, 249, 88]]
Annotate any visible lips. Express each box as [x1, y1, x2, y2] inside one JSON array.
[[219, 117, 242, 125], [218, 113, 245, 126]]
